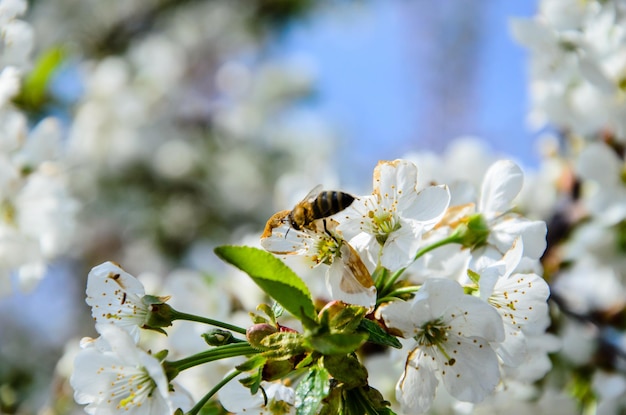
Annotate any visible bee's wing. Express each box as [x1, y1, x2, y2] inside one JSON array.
[[301, 184, 324, 203], [326, 243, 376, 310]]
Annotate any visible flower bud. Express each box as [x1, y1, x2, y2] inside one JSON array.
[[246, 323, 278, 348]]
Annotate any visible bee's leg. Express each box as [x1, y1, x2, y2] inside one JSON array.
[[323, 219, 340, 243]]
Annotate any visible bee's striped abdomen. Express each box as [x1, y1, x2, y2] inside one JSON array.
[[313, 191, 355, 218]]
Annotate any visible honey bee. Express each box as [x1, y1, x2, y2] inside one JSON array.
[[261, 187, 376, 309], [262, 185, 355, 239]]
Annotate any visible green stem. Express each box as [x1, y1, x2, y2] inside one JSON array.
[[171, 309, 247, 335], [379, 233, 463, 297], [372, 265, 389, 292], [186, 369, 241, 415], [376, 286, 420, 305], [166, 343, 258, 373]]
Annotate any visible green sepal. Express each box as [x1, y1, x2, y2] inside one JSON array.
[[319, 302, 367, 333], [257, 303, 276, 324], [239, 368, 263, 395], [153, 349, 169, 361], [467, 268, 481, 285], [322, 354, 368, 389], [295, 367, 330, 415], [141, 296, 174, 330], [260, 332, 306, 360], [295, 352, 315, 370], [214, 246, 317, 322], [236, 354, 268, 372], [457, 213, 490, 249], [358, 319, 402, 349]]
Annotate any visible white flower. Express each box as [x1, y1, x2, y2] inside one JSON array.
[[219, 373, 295, 415], [338, 159, 450, 270], [476, 160, 547, 262], [70, 324, 191, 414], [261, 220, 376, 308], [380, 278, 504, 413], [478, 239, 551, 367], [86, 261, 150, 342]]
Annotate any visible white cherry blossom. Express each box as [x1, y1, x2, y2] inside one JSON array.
[[261, 220, 376, 308], [70, 324, 191, 414], [338, 159, 450, 270], [478, 239, 551, 367], [380, 278, 504, 413], [476, 160, 547, 262], [86, 261, 149, 342]]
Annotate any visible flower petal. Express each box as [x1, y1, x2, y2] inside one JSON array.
[[401, 185, 450, 227], [439, 334, 501, 403], [396, 349, 439, 414], [479, 160, 523, 216]]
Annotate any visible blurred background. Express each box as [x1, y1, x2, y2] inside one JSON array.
[[8, 0, 608, 413]]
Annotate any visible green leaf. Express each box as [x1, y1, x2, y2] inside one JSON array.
[[358, 319, 402, 349], [322, 354, 368, 389], [318, 387, 342, 415], [215, 246, 317, 322], [14, 46, 66, 111], [306, 332, 368, 355], [295, 367, 330, 415]]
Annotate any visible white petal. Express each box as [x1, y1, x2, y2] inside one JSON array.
[[381, 221, 422, 270], [219, 373, 265, 413], [479, 160, 523, 216], [326, 252, 376, 309], [396, 350, 438, 414], [439, 334, 500, 403], [491, 218, 547, 260], [260, 224, 311, 255], [401, 185, 450, 227], [496, 272, 550, 333], [374, 159, 418, 200], [86, 262, 147, 341], [419, 278, 466, 321], [446, 294, 505, 343], [496, 323, 528, 367], [379, 299, 415, 337]]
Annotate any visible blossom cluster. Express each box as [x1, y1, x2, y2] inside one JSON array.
[[70, 157, 551, 415], [260, 158, 551, 413], [0, 0, 78, 295]]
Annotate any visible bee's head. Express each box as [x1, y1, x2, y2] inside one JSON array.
[[288, 213, 301, 230]]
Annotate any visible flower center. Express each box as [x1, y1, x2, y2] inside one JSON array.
[[313, 234, 341, 265], [368, 210, 400, 245], [414, 318, 448, 347], [109, 366, 156, 409]]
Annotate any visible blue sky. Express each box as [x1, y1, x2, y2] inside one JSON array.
[[274, 1, 538, 186]]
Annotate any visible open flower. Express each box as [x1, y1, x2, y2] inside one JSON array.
[[478, 238, 551, 367], [380, 278, 504, 413], [261, 219, 376, 308], [338, 159, 450, 270], [70, 324, 191, 414], [477, 160, 547, 261], [86, 261, 150, 342]]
